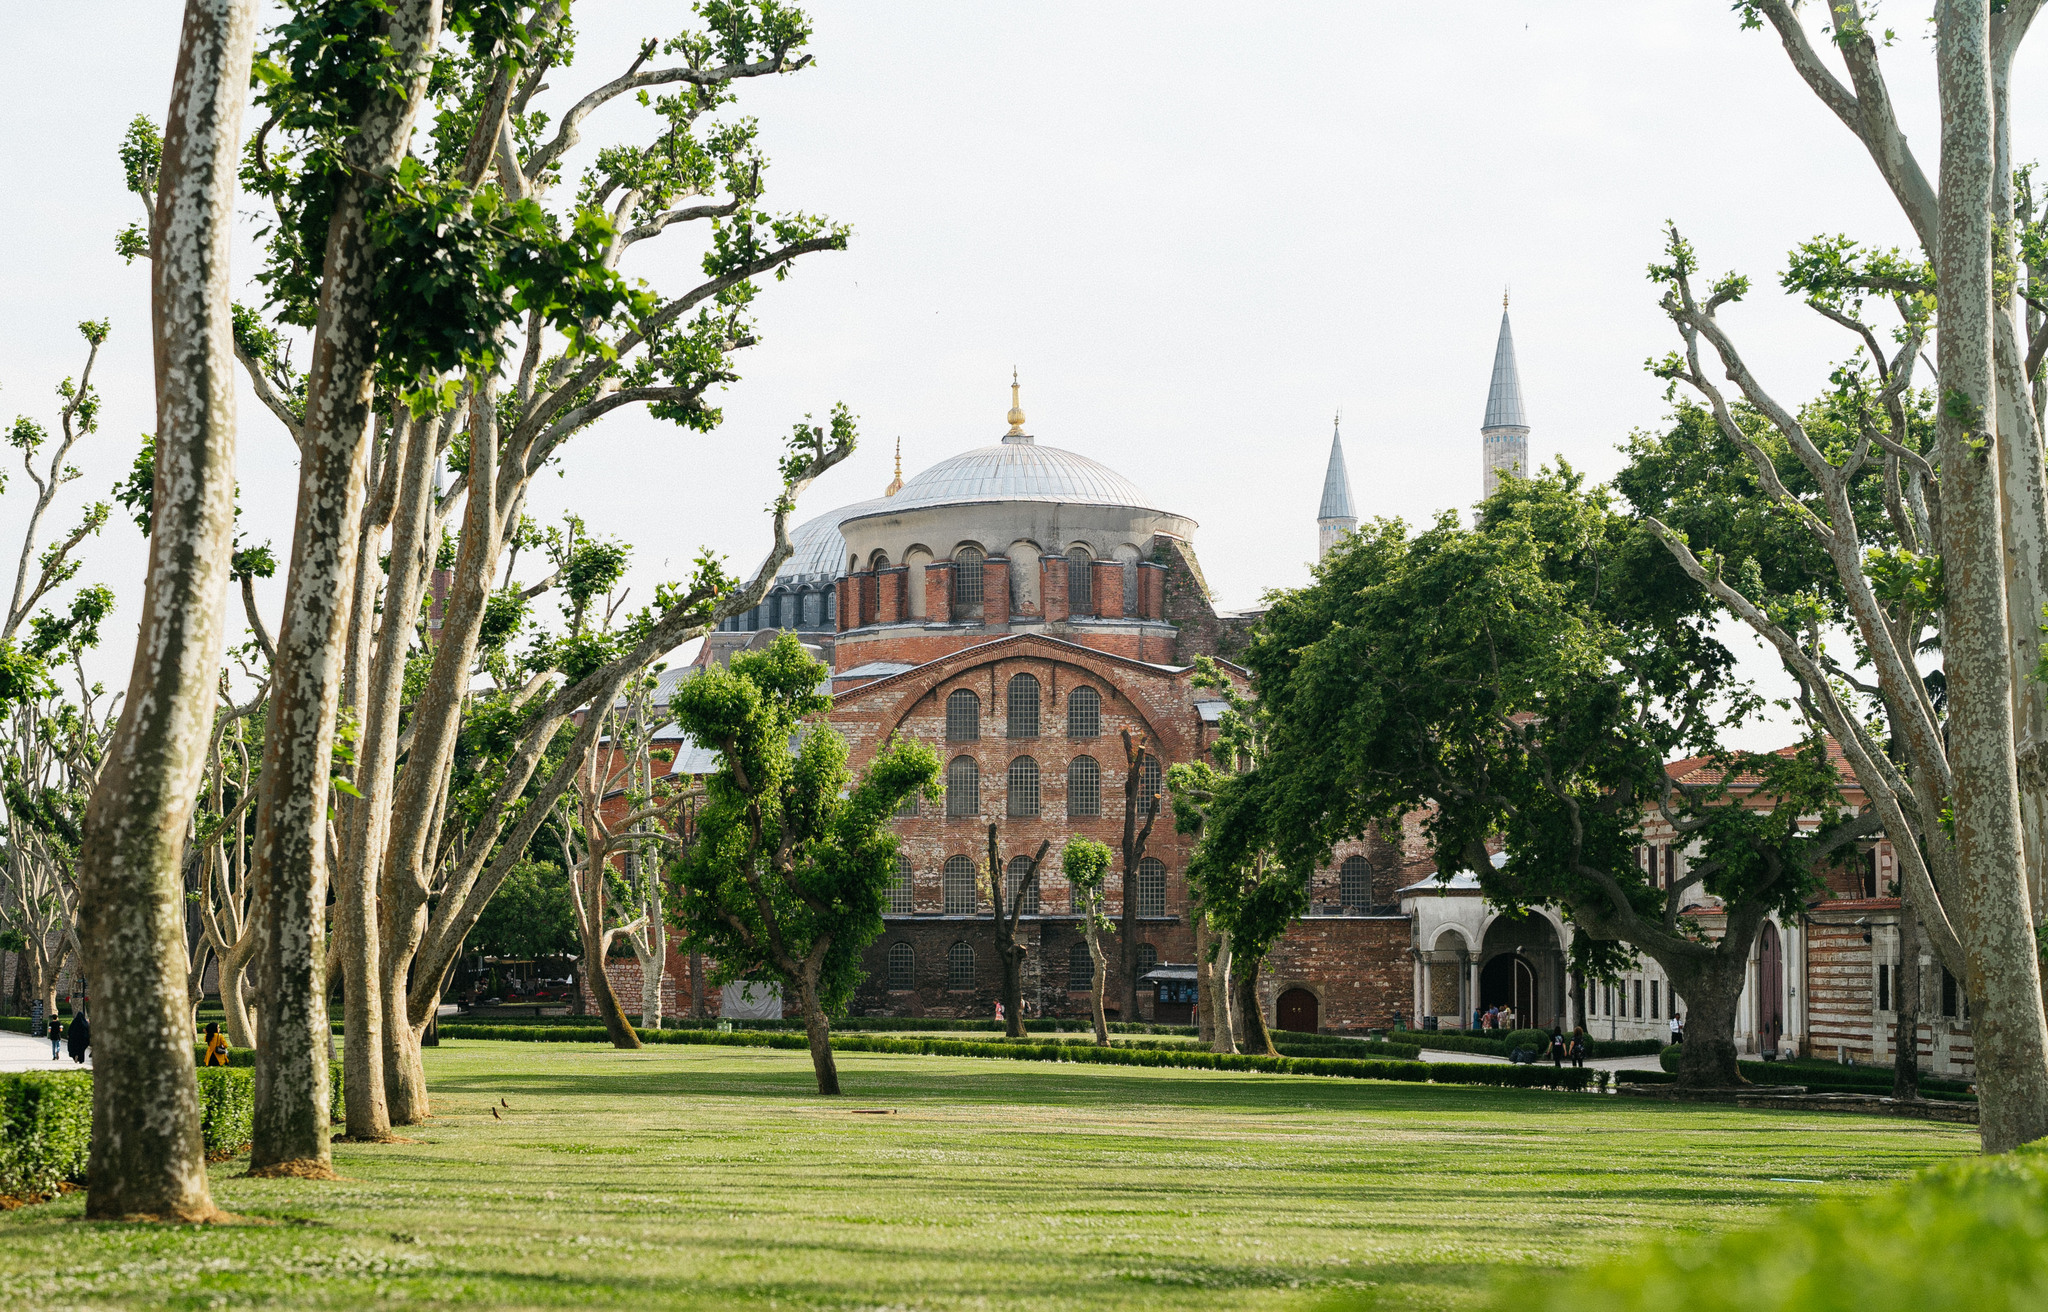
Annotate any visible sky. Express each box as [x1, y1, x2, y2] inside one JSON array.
[[0, 2, 2026, 749]]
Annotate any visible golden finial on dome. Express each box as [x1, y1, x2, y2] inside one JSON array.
[[1006, 367, 1027, 437], [1503, 287, 1510, 310], [885, 437, 904, 497]]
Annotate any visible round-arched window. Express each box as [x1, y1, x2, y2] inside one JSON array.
[[1005, 854, 1040, 915], [1136, 856, 1167, 917], [1006, 673, 1040, 739], [1134, 752, 1163, 817], [1007, 756, 1040, 817], [945, 756, 980, 818], [946, 689, 981, 741], [1067, 546, 1093, 613], [1068, 940, 1094, 990], [948, 941, 976, 990], [886, 942, 915, 990], [1066, 686, 1101, 738], [953, 546, 985, 609], [1067, 755, 1101, 818], [887, 854, 914, 913], [943, 855, 976, 914], [1340, 855, 1373, 911]]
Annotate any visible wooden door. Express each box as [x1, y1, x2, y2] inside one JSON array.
[[1757, 922, 1783, 1054], [1276, 988, 1319, 1033]]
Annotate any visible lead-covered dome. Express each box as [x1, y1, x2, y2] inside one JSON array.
[[873, 440, 1150, 513], [775, 498, 887, 583]]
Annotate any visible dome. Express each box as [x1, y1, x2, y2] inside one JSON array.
[[878, 441, 1150, 513]]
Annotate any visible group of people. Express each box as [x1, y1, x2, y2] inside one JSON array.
[[45, 1011, 88, 1064], [1547, 1025, 1591, 1068], [1474, 1005, 1518, 1031]]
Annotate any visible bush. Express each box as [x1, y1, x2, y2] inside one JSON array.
[[195, 1068, 255, 1159], [1660, 1043, 1683, 1072], [1498, 1146, 2048, 1312], [0, 1071, 92, 1199]]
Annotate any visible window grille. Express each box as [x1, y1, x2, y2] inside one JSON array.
[[1122, 559, 1138, 612], [946, 689, 981, 741], [945, 756, 979, 818], [896, 787, 920, 818], [1136, 857, 1166, 917], [1006, 674, 1040, 738], [1633, 979, 1643, 1019], [1136, 943, 1158, 973], [826, 588, 836, 625], [1067, 756, 1101, 817], [1134, 753, 1162, 817], [953, 547, 984, 609], [1066, 686, 1101, 738], [1007, 756, 1040, 817], [802, 591, 821, 628], [1005, 855, 1040, 915], [1068, 940, 1094, 990], [1878, 963, 1891, 1012], [943, 855, 976, 914], [1067, 547, 1092, 612], [886, 942, 914, 989], [1650, 981, 1660, 1019], [948, 941, 976, 989], [1339, 856, 1373, 911], [887, 855, 914, 913]]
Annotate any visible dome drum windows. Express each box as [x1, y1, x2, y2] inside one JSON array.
[[947, 941, 976, 990], [1007, 756, 1040, 818], [952, 546, 985, 611], [946, 756, 980, 818], [942, 855, 977, 914], [886, 942, 915, 990], [1066, 756, 1101, 818], [1066, 546, 1093, 615]]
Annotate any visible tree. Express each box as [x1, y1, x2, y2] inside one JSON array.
[[467, 858, 576, 961], [1059, 836, 1115, 1046], [1716, 0, 2048, 1151], [73, 0, 257, 1220], [668, 634, 938, 1094], [1115, 728, 1163, 1022], [982, 823, 1049, 1039], [1218, 475, 1877, 1085]]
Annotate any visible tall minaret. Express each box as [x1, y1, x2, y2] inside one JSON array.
[[1481, 293, 1529, 498], [1317, 412, 1357, 562]]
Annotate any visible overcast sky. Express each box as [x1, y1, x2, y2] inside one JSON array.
[[0, 3, 2029, 749]]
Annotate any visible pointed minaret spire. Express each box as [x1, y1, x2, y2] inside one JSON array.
[[884, 437, 904, 497], [1481, 296, 1529, 498], [1317, 411, 1357, 562]]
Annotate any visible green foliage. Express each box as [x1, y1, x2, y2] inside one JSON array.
[[1060, 835, 1114, 931], [668, 634, 939, 1015], [1388, 1028, 1665, 1061], [468, 858, 577, 959], [111, 433, 155, 534], [1501, 1146, 2048, 1312], [1503, 1028, 1554, 1055], [0, 1072, 91, 1199], [26, 584, 113, 658]]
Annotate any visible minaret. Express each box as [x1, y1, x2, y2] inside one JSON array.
[[1317, 412, 1357, 562], [1481, 293, 1529, 498]]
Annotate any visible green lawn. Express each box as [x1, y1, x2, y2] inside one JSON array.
[[0, 1040, 1975, 1310]]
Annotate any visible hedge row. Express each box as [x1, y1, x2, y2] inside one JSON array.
[[442, 1013, 1206, 1036], [1505, 1145, 2048, 1312], [436, 1023, 1595, 1089], [1654, 1045, 1976, 1098], [1389, 1027, 1666, 1060]]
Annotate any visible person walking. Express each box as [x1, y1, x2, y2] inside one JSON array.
[[47, 1017, 62, 1061], [1549, 1026, 1565, 1069], [202, 1021, 231, 1067], [65, 1010, 89, 1064], [1570, 1025, 1588, 1069], [1669, 1012, 1682, 1045]]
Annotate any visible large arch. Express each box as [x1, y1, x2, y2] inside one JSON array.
[[1477, 911, 1567, 1031]]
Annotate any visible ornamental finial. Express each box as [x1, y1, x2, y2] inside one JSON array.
[[884, 437, 904, 497], [1006, 368, 1027, 436]]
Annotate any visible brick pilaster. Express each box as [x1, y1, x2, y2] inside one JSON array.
[[1041, 555, 1070, 623], [1091, 560, 1124, 619]]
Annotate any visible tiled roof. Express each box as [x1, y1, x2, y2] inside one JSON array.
[[1665, 737, 1858, 790]]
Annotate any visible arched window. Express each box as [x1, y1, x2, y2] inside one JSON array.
[[887, 854, 914, 913], [1005, 855, 1040, 915], [1007, 756, 1040, 817], [826, 587, 837, 625], [1340, 856, 1373, 911], [1068, 940, 1094, 990], [953, 546, 984, 609], [1067, 546, 1093, 613], [1006, 673, 1040, 738], [945, 756, 980, 818], [946, 689, 981, 741], [896, 786, 920, 818], [871, 550, 891, 571], [1066, 686, 1101, 738], [1136, 943, 1158, 973], [1134, 752, 1163, 817], [948, 941, 976, 989], [1067, 756, 1101, 818], [801, 590, 822, 628], [1136, 856, 1167, 917], [886, 942, 914, 989], [943, 855, 976, 914]]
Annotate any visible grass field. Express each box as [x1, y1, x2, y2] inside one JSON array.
[[0, 1039, 1976, 1310]]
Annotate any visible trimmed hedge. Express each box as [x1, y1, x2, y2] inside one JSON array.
[[1653, 1046, 1977, 1100], [0, 1071, 91, 1199], [1502, 1146, 2048, 1312], [438, 1013, 1206, 1036], [436, 1023, 1595, 1089], [1391, 1027, 1665, 1060]]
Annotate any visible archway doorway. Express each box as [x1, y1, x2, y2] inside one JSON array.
[[1756, 921, 1784, 1056], [1276, 988, 1319, 1033], [1479, 913, 1564, 1029], [1479, 954, 1539, 1026]]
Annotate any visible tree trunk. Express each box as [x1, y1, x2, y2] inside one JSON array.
[[1667, 967, 1745, 1088], [217, 928, 257, 1049], [581, 930, 641, 1050], [690, 948, 707, 1018], [1194, 915, 1213, 1044], [1085, 926, 1110, 1047], [1235, 956, 1275, 1057], [997, 936, 1026, 1038], [637, 933, 665, 1032], [73, 0, 256, 1222], [1935, 0, 2048, 1152], [1210, 929, 1237, 1055], [797, 975, 840, 1095], [1895, 895, 1924, 1102]]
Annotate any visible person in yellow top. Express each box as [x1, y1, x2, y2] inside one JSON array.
[[202, 1021, 231, 1067]]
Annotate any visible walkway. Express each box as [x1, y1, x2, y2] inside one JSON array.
[[0, 1026, 91, 1073], [1418, 1046, 1663, 1073]]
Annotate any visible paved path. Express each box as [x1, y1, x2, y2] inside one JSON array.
[[1418, 1046, 1663, 1073], [0, 1027, 91, 1073]]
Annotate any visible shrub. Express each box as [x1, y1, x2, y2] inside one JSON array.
[[195, 1068, 255, 1160], [1660, 1043, 1683, 1072], [0, 1071, 91, 1199], [1390, 1028, 1663, 1060], [1498, 1146, 2048, 1312]]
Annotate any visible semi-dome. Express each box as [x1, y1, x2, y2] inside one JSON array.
[[774, 498, 886, 583]]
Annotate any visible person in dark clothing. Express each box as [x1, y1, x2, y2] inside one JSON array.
[[1549, 1026, 1565, 1068], [1570, 1025, 1589, 1068], [48, 1018, 62, 1061], [66, 1011, 89, 1064]]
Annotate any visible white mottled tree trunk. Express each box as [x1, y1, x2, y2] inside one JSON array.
[[74, 0, 254, 1221], [1933, 0, 2048, 1153]]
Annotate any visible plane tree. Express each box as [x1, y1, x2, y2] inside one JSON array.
[[1061, 836, 1116, 1046]]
